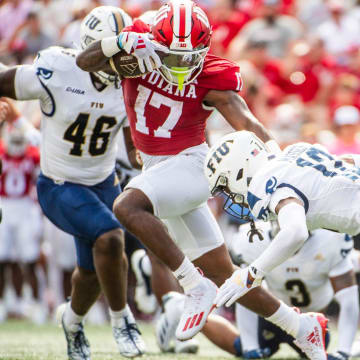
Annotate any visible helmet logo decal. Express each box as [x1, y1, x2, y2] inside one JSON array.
[[251, 148, 259, 157], [206, 140, 233, 175], [265, 177, 277, 194], [85, 15, 101, 30]]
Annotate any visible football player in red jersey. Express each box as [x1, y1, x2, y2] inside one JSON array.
[[77, 1, 327, 358], [0, 127, 45, 323]]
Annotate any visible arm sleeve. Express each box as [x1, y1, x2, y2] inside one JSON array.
[[14, 65, 47, 101], [235, 303, 260, 351], [269, 187, 303, 213], [329, 255, 354, 278], [334, 285, 359, 355], [251, 202, 308, 274], [351, 250, 360, 273]]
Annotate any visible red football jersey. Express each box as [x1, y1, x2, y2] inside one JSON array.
[[0, 143, 40, 198], [122, 20, 242, 155], [122, 55, 242, 155]]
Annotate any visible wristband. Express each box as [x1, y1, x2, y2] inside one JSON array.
[[101, 36, 122, 57], [351, 154, 360, 168], [266, 139, 281, 155]]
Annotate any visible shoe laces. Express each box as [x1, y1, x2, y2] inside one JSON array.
[[116, 317, 142, 344], [69, 324, 89, 355]]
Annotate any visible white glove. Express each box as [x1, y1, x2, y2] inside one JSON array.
[[119, 32, 169, 73], [215, 267, 263, 307]]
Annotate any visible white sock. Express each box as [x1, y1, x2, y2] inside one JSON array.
[[109, 304, 129, 327], [266, 301, 300, 338], [140, 255, 152, 277], [63, 302, 85, 332], [173, 257, 202, 292]]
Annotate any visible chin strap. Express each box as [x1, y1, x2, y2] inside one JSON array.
[[247, 220, 264, 243]]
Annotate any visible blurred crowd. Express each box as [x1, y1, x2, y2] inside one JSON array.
[[3, 0, 360, 154], [1, 0, 360, 324]]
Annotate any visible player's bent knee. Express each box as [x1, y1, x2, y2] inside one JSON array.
[[113, 188, 153, 224], [94, 229, 125, 257]]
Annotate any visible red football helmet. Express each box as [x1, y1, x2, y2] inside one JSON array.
[[152, 0, 212, 89]]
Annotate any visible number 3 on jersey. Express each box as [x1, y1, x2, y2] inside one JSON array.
[[64, 113, 116, 156], [134, 84, 183, 138]]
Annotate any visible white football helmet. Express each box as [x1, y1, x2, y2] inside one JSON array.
[[80, 6, 132, 85], [204, 131, 272, 217], [4, 127, 27, 157]]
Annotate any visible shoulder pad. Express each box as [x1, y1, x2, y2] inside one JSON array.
[[199, 54, 242, 91], [314, 230, 354, 260], [35, 46, 78, 76]]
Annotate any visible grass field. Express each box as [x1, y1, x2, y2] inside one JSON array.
[[0, 319, 343, 360]]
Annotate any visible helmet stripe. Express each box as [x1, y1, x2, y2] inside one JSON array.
[[194, 7, 210, 28], [154, 5, 169, 25], [184, 0, 193, 48], [171, 0, 193, 49], [172, 1, 180, 38], [179, 4, 186, 41], [112, 11, 124, 35], [184, 0, 193, 38]]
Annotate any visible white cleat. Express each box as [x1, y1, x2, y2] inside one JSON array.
[[56, 303, 91, 360], [175, 338, 199, 354], [294, 312, 328, 360], [352, 338, 360, 357], [131, 249, 157, 314], [156, 292, 185, 352], [112, 306, 147, 358], [175, 277, 217, 341]]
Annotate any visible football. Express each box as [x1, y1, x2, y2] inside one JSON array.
[[109, 50, 167, 78]]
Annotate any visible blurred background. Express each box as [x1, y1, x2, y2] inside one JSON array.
[[1, 0, 360, 325]]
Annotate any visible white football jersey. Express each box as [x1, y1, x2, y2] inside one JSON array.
[[231, 222, 354, 312], [247, 142, 360, 235], [14, 46, 127, 186]]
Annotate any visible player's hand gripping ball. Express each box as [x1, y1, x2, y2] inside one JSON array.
[[110, 49, 167, 78], [110, 33, 168, 78]]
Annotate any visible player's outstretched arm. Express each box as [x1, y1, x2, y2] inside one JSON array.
[[215, 198, 308, 307], [251, 198, 308, 274], [76, 40, 111, 73], [77, 32, 168, 74], [204, 90, 271, 142], [0, 67, 17, 99], [329, 270, 358, 359]]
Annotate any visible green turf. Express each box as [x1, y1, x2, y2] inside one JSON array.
[[0, 319, 342, 360]]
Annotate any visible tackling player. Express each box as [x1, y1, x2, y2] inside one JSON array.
[[205, 130, 360, 313], [76, 1, 328, 358], [228, 222, 358, 360], [0, 6, 147, 360]]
